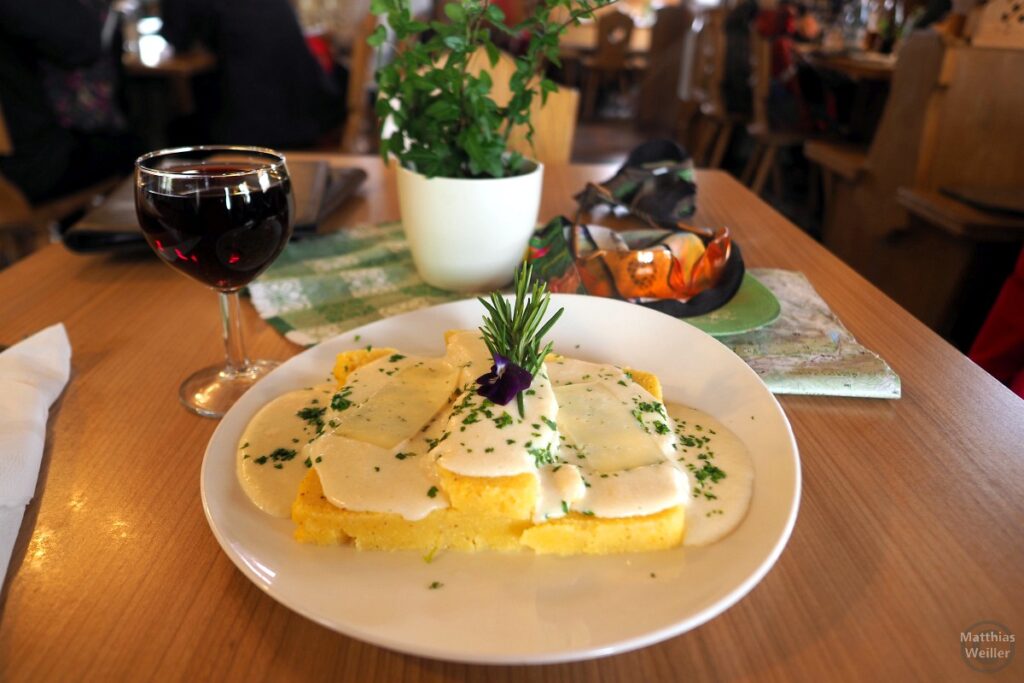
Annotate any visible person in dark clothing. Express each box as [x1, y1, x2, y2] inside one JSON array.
[[160, 0, 343, 149], [0, 0, 139, 204]]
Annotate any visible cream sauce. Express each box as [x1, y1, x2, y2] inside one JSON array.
[[433, 366, 559, 477], [667, 403, 754, 546], [236, 384, 335, 517]]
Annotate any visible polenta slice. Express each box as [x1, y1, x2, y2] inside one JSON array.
[[288, 337, 690, 555]]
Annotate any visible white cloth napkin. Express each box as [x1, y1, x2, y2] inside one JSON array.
[[0, 323, 71, 582]]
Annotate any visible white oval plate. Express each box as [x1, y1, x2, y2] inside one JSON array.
[[201, 294, 800, 664]]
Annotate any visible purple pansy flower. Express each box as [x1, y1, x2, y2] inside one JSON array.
[[475, 353, 533, 405]]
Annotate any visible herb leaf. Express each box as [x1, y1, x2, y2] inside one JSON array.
[[476, 263, 563, 415]]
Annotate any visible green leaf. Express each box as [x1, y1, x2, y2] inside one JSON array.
[[366, 24, 388, 48], [485, 4, 505, 23], [425, 99, 461, 121], [443, 2, 465, 22], [484, 41, 500, 67], [443, 35, 467, 51]]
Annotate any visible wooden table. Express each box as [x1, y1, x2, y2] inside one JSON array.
[[122, 48, 217, 78], [795, 46, 896, 82], [1, 156, 1022, 681]]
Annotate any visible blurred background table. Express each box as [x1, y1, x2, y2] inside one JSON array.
[[0, 155, 1021, 681], [794, 45, 896, 82], [122, 48, 218, 150]]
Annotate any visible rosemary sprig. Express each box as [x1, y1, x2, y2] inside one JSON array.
[[477, 263, 564, 416]]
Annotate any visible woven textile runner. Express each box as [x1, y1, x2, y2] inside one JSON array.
[[249, 223, 900, 398]]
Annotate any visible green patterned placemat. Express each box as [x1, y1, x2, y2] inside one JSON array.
[[248, 223, 464, 346], [249, 223, 900, 399]]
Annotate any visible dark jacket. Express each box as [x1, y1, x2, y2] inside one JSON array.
[[0, 0, 105, 201], [161, 0, 342, 148]]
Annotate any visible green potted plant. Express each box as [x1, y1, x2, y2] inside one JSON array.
[[369, 0, 613, 291]]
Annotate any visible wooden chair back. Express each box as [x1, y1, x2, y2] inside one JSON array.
[[340, 12, 378, 152], [690, 8, 727, 117], [823, 31, 947, 258], [748, 28, 772, 132], [862, 31, 948, 191], [466, 49, 579, 165], [922, 45, 1024, 191], [590, 10, 634, 69], [636, 4, 695, 129]]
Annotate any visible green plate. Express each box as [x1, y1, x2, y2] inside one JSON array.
[[684, 274, 781, 337]]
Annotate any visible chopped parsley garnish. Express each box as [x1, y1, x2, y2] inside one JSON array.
[[695, 463, 726, 484], [388, 354, 406, 362], [427, 486, 439, 498], [304, 456, 312, 468], [540, 415, 557, 431], [426, 432, 450, 451], [493, 412, 513, 429], [395, 452, 414, 460], [296, 405, 327, 433], [561, 500, 569, 513], [253, 448, 297, 466], [330, 387, 354, 411], [529, 443, 557, 467], [428, 581, 443, 590]]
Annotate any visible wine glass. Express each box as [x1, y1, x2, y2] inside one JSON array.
[[135, 145, 294, 418]]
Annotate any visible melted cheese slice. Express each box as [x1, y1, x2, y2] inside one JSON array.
[[332, 357, 458, 448], [554, 382, 673, 472], [310, 431, 446, 521]]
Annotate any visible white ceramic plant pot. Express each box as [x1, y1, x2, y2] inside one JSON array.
[[396, 161, 544, 292]]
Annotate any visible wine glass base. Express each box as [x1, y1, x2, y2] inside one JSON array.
[[179, 359, 279, 418]]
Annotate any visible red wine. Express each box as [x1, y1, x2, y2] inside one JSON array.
[[136, 163, 293, 290]]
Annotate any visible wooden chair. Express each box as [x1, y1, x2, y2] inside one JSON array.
[[580, 10, 635, 120], [683, 8, 743, 168], [804, 32, 1024, 338], [805, 32, 945, 252], [739, 29, 809, 196], [636, 4, 694, 133], [340, 12, 378, 153], [467, 49, 580, 165]]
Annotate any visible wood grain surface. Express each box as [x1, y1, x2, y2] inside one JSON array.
[[0, 156, 1021, 682]]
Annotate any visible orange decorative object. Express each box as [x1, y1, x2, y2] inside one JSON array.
[[571, 224, 733, 301]]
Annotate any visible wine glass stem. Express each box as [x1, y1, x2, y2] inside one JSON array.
[[220, 291, 250, 374]]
